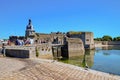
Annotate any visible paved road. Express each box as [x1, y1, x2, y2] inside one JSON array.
[[0, 58, 120, 80]]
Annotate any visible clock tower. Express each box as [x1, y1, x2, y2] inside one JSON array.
[[25, 19, 35, 38]]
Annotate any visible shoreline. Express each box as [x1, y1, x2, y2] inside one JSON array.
[[95, 45, 120, 48], [34, 58, 120, 76]]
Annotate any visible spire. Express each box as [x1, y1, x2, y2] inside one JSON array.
[[26, 19, 34, 30], [29, 19, 32, 25], [25, 19, 35, 37]]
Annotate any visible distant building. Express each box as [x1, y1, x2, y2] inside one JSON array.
[[25, 19, 65, 44], [9, 19, 95, 49]]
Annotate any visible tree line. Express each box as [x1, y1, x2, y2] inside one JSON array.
[[94, 35, 120, 41]]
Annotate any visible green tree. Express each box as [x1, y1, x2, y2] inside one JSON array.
[[102, 35, 112, 41], [36, 47, 39, 57], [94, 38, 102, 41], [113, 36, 120, 41]]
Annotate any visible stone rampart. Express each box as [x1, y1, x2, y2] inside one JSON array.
[[108, 41, 120, 45], [5, 46, 36, 58], [67, 38, 85, 57], [95, 41, 120, 47], [4, 39, 85, 59], [36, 43, 53, 59]]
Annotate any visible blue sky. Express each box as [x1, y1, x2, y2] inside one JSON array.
[[0, 0, 120, 39]]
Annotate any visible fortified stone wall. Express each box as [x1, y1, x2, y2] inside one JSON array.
[[5, 46, 36, 58], [4, 39, 85, 59], [67, 38, 84, 57], [85, 32, 94, 45], [35, 33, 51, 43], [94, 41, 120, 47], [35, 33, 64, 45], [4, 45, 53, 59], [94, 41, 108, 47], [85, 32, 95, 49], [67, 31, 95, 49], [108, 41, 120, 45], [36, 43, 53, 59], [50, 33, 65, 44], [94, 41, 102, 47]]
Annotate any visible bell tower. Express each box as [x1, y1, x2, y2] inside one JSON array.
[[25, 19, 35, 38]]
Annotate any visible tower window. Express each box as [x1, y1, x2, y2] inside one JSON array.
[[86, 39, 89, 41]]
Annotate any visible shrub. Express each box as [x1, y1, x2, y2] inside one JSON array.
[[36, 47, 39, 57]]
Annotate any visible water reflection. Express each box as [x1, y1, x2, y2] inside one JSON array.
[[96, 46, 120, 56], [59, 46, 120, 76], [84, 50, 95, 68], [96, 46, 120, 50], [59, 50, 95, 68]]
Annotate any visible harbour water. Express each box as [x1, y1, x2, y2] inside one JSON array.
[[60, 46, 120, 76]]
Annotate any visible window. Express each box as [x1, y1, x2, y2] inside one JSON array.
[[86, 39, 89, 41]]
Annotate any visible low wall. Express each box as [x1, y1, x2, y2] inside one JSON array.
[[4, 44, 55, 59], [4, 40, 85, 59], [5, 46, 36, 58], [108, 41, 120, 45], [94, 41, 103, 47], [4, 45, 52, 59], [36, 44, 53, 59], [95, 41, 120, 47]]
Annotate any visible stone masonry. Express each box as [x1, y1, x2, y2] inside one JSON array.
[[0, 58, 120, 80]]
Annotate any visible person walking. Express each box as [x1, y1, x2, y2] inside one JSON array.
[[2, 43, 6, 56]]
